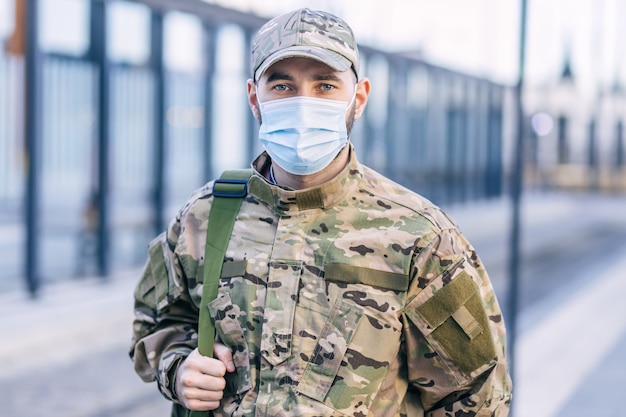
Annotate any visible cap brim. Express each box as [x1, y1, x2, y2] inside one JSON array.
[[254, 46, 352, 81]]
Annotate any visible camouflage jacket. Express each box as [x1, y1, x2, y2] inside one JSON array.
[[130, 146, 512, 416]]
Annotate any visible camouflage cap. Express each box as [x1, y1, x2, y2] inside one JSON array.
[[251, 8, 360, 81]]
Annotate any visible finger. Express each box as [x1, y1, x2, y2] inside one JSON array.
[[194, 355, 226, 377], [179, 371, 226, 390], [186, 349, 226, 377], [191, 374, 227, 392], [177, 375, 226, 411], [185, 398, 222, 412], [214, 342, 236, 373], [181, 385, 225, 402]]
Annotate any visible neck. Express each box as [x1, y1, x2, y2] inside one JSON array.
[[272, 145, 350, 190]]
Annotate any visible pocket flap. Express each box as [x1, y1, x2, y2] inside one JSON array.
[[298, 299, 363, 402], [324, 263, 408, 291], [416, 271, 476, 329]]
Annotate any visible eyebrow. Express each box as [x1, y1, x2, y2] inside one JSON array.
[[265, 71, 344, 84], [314, 73, 344, 83], [266, 71, 294, 83]]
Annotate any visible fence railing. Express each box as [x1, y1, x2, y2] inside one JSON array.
[[0, 0, 509, 295]]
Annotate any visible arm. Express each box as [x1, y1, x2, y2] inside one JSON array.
[[129, 220, 199, 401], [403, 227, 512, 416], [129, 216, 234, 409]]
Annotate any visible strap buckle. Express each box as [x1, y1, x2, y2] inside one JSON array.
[[212, 178, 248, 198]]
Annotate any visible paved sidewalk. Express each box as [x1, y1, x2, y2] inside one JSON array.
[[0, 271, 171, 417], [555, 330, 626, 417], [513, 247, 626, 417]]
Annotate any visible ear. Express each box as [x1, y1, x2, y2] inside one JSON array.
[[247, 79, 261, 122], [353, 77, 371, 121]]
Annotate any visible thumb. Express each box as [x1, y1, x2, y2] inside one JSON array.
[[214, 342, 235, 373]]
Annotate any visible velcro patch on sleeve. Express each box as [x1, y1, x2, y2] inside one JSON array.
[[413, 271, 497, 376]]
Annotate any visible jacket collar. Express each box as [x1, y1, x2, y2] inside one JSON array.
[[248, 145, 362, 215]]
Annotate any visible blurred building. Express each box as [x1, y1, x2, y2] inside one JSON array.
[[525, 52, 626, 192]]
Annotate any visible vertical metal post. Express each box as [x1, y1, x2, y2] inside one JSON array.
[[151, 11, 166, 234], [587, 119, 599, 189], [202, 23, 216, 181], [384, 62, 398, 182], [458, 82, 467, 203], [488, 88, 504, 198], [507, 0, 528, 398], [616, 120, 624, 168], [389, 62, 411, 188], [24, 0, 41, 297], [245, 28, 258, 163], [90, 0, 110, 278]]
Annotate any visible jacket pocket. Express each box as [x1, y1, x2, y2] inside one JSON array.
[[208, 293, 253, 394], [260, 260, 302, 366], [134, 233, 170, 310], [298, 294, 402, 414], [298, 299, 362, 401]]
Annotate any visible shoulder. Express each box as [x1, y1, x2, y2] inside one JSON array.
[[161, 180, 217, 252], [175, 181, 215, 222], [357, 164, 458, 234]]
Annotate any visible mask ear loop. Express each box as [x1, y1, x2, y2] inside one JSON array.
[[346, 85, 358, 115]]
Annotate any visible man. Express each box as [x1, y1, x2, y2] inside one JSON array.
[[130, 8, 512, 416]]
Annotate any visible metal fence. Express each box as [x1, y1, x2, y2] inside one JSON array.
[[0, 0, 509, 295]]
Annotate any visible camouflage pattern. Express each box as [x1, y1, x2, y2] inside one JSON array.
[[251, 8, 360, 81], [130, 145, 512, 416]]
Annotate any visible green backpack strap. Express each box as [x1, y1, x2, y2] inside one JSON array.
[[197, 169, 252, 357], [187, 169, 251, 417]]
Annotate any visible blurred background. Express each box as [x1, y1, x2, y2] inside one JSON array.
[[0, 1, 625, 416]]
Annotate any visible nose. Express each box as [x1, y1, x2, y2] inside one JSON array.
[[295, 86, 316, 98]]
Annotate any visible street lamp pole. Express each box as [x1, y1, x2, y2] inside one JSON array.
[[508, 0, 528, 394]]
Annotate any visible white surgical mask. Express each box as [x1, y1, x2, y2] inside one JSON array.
[[258, 95, 353, 175]]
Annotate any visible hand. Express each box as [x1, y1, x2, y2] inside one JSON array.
[[175, 343, 235, 411]]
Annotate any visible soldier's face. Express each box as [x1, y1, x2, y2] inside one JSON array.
[[247, 57, 370, 134]]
